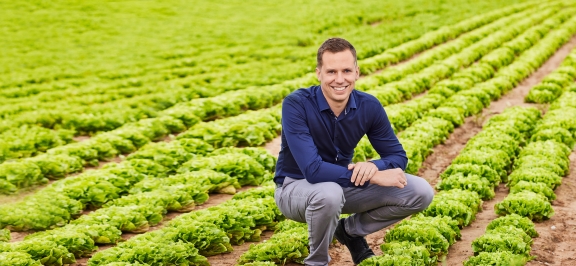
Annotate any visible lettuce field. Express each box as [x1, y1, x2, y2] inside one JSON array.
[[1, 0, 576, 265]]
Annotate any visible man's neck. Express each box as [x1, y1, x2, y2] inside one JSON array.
[[329, 101, 347, 117]]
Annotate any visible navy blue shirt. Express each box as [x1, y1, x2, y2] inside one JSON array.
[[274, 85, 408, 188]]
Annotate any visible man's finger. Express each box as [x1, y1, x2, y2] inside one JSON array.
[[359, 167, 375, 186], [356, 166, 369, 186], [348, 164, 355, 170], [351, 166, 360, 183]]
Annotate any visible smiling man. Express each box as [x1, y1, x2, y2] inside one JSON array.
[[273, 38, 434, 265]]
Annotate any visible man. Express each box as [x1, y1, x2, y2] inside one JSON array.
[[273, 38, 434, 266]]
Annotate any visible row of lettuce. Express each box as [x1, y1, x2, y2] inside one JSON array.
[[0, 129, 277, 231], [0, 144, 277, 265], [494, 48, 576, 221], [377, 6, 566, 133], [464, 54, 576, 265], [437, 107, 540, 265], [526, 45, 576, 103], [0, 77, 295, 193], [356, 3, 557, 104], [0, 2, 546, 170]]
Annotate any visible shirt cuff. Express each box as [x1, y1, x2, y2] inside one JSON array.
[[340, 170, 370, 188], [369, 159, 391, 171]]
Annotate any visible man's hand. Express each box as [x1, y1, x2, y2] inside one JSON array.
[[370, 168, 408, 188], [348, 162, 378, 186]]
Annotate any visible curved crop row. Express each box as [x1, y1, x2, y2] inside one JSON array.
[[0, 71, 296, 193], [525, 47, 576, 103], [0, 149, 275, 265], [360, 4, 565, 107], [494, 97, 576, 221], [463, 111, 569, 264], [0, 138, 274, 231], [0, 89, 287, 194], [353, 13, 576, 172], [0, 126, 74, 164], [382, 7, 571, 134], [464, 51, 576, 266], [357, 1, 540, 75], [0, 184, 280, 266], [464, 215, 538, 265], [86, 185, 281, 265], [356, 2, 554, 92]]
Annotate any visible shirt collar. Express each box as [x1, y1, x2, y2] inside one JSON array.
[[315, 85, 357, 114]]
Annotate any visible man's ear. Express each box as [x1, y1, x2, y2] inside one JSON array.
[[316, 67, 321, 81], [355, 65, 360, 80]]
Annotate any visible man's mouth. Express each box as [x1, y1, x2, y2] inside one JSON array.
[[331, 85, 348, 91]]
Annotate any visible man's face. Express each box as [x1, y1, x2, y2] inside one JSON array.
[[316, 50, 359, 106]]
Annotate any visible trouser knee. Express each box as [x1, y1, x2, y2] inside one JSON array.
[[309, 183, 345, 217], [410, 177, 434, 212]]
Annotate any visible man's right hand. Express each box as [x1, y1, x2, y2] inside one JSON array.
[[370, 168, 407, 188]]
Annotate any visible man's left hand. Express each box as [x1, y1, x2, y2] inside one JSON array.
[[348, 162, 378, 186]]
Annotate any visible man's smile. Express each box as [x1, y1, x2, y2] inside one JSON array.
[[331, 85, 349, 91]]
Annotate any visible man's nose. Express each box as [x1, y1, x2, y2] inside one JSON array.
[[335, 72, 345, 83]]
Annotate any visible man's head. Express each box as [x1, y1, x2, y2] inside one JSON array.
[[316, 38, 360, 108], [316, 38, 357, 68]]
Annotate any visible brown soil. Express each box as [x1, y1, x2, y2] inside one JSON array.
[[527, 152, 576, 266]]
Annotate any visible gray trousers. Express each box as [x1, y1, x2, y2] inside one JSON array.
[[274, 174, 434, 266]]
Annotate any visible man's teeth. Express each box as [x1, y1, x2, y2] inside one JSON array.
[[332, 86, 347, 91]]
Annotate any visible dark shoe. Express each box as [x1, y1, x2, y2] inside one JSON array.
[[333, 218, 375, 264]]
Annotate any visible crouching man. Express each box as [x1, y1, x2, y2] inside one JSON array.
[[273, 37, 434, 266]]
